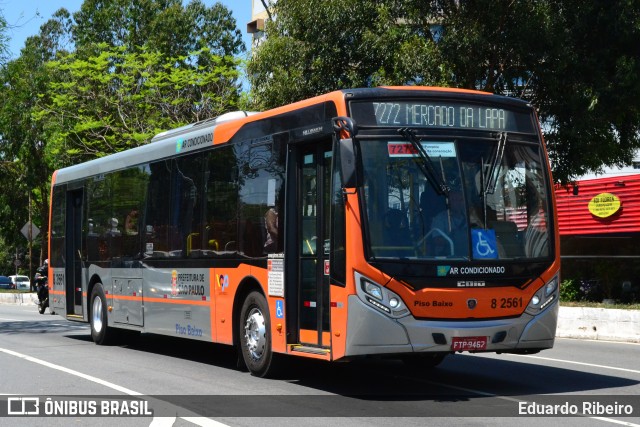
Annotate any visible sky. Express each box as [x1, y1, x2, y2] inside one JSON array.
[[3, 0, 253, 59]]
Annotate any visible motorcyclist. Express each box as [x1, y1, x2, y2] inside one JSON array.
[[34, 259, 49, 311]]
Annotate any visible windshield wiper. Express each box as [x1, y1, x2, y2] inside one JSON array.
[[480, 131, 508, 226], [485, 131, 507, 196], [398, 128, 450, 196]]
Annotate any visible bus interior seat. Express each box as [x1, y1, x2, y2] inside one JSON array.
[[383, 209, 411, 246], [489, 220, 524, 258], [87, 234, 100, 261], [302, 217, 317, 255]]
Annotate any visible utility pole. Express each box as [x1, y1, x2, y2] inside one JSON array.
[[28, 192, 33, 286], [21, 194, 40, 291]]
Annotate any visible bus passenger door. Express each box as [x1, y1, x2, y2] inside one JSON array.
[[65, 188, 84, 316], [295, 143, 332, 349]]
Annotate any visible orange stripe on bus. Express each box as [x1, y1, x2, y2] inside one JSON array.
[[213, 91, 348, 145], [142, 297, 210, 306]]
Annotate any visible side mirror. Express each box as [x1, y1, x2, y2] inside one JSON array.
[[339, 138, 357, 188]]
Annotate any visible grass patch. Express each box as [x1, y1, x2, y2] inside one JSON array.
[[561, 301, 640, 310], [0, 289, 33, 294]]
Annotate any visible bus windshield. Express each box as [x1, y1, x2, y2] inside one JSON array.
[[360, 136, 551, 261]]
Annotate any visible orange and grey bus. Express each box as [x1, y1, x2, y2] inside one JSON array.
[[48, 86, 559, 377]]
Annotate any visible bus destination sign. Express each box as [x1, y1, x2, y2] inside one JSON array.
[[350, 101, 534, 133]]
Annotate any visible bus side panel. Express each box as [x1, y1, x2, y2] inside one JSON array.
[[211, 265, 240, 345], [214, 264, 287, 354], [51, 268, 66, 314], [208, 268, 217, 342], [141, 267, 214, 342], [329, 191, 362, 361], [254, 266, 288, 355]]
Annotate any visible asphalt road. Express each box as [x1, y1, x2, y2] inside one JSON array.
[[1, 304, 639, 427]]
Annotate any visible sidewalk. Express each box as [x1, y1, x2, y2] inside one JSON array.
[[1, 293, 638, 342], [0, 292, 38, 306]]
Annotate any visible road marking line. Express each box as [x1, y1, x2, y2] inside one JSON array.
[[0, 347, 230, 427], [590, 418, 640, 427], [0, 347, 141, 394], [396, 374, 640, 426], [512, 354, 640, 375], [558, 337, 640, 346], [0, 318, 87, 329]]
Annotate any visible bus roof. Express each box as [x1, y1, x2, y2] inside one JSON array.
[[52, 87, 531, 185]]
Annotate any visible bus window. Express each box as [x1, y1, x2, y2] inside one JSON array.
[[144, 160, 171, 257], [205, 145, 239, 255], [237, 141, 285, 257], [360, 138, 551, 261], [169, 155, 204, 257], [50, 185, 66, 267], [143, 154, 204, 259], [110, 167, 148, 260], [85, 175, 111, 261]]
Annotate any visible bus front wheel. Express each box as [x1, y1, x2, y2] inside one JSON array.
[[239, 291, 277, 377], [90, 283, 114, 345]]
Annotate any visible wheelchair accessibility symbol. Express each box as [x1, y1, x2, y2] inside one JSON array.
[[275, 300, 284, 318], [471, 229, 498, 259]]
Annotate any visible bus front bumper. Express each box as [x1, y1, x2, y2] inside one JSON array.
[[344, 294, 558, 357]]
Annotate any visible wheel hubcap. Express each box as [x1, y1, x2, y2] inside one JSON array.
[[244, 307, 266, 360], [92, 296, 103, 333]]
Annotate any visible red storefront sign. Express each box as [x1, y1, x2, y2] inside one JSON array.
[[555, 175, 640, 235]]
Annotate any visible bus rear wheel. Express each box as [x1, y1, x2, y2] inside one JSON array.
[[90, 283, 115, 345], [239, 291, 277, 377]]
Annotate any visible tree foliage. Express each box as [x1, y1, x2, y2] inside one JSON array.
[[248, 0, 449, 107], [34, 0, 245, 167], [72, 0, 244, 58], [536, 0, 640, 181], [0, 10, 8, 63], [0, 31, 54, 272], [248, 0, 640, 183], [0, 0, 245, 270], [37, 44, 241, 165]]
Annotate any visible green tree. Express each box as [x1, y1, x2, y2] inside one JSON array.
[[248, 0, 449, 108], [0, 32, 56, 271], [37, 44, 241, 165], [0, 0, 245, 265], [534, 0, 640, 183], [248, 0, 640, 183], [34, 0, 246, 167], [71, 0, 244, 58], [0, 9, 9, 64]]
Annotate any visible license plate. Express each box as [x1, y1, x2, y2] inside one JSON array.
[[451, 336, 488, 351]]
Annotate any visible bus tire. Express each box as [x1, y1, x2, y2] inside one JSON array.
[[90, 283, 114, 345], [239, 291, 277, 377]]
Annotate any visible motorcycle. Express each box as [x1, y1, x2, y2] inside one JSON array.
[[34, 262, 49, 314]]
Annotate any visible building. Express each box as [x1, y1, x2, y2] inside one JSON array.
[[247, 0, 273, 49], [555, 153, 640, 302]]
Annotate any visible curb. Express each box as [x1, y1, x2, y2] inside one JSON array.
[[556, 306, 640, 343], [0, 292, 39, 307]]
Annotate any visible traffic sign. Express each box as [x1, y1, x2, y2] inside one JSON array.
[[21, 222, 40, 240]]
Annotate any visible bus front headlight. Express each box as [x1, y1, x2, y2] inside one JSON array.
[[545, 276, 558, 297], [362, 280, 383, 301], [526, 276, 558, 315], [356, 273, 410, 319]]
